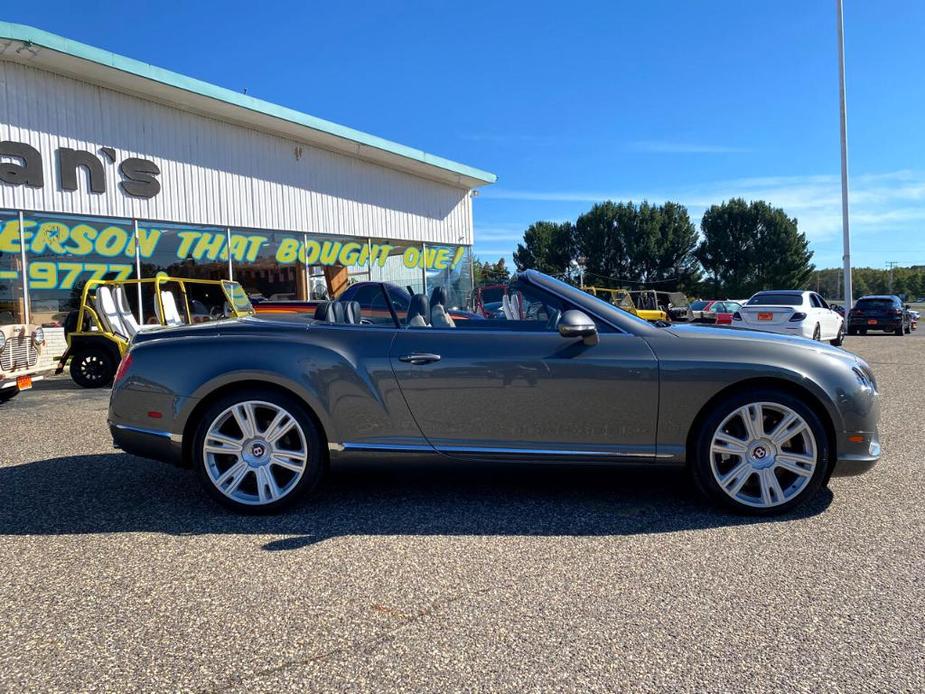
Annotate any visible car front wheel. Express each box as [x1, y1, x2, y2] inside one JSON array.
[[192, 389, 325, 513], [692, 390, 831, 515]]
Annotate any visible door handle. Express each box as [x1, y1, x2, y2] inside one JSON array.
[[399, 353, 442, 365]]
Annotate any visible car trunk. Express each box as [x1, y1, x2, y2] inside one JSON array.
[[740, 305, 797, 326]]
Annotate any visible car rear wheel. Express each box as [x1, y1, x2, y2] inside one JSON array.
[[692, 390, 831, 515], [70, 349, 115, 388], [812, 324, 821, 341], [830, 323, 845, 346], [193, 388, 325, 513], [895, 324, 904, 336]]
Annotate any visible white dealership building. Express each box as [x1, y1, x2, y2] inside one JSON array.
[[0, 22, 495, 351]]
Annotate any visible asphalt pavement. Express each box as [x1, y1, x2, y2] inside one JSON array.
[[1, 332, 923, 692]]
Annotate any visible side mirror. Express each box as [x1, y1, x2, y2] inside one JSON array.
[[558, 309, 599, 345]]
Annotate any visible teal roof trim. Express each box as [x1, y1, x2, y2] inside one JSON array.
[[0, 22, 497, 185]]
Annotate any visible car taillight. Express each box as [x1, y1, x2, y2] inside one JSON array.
[[114, 353, 133, 384], [789, 312, 807, 322], [733, 311, 742, 321]]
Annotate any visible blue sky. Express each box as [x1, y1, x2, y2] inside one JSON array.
[[7, 0, 925, 270]]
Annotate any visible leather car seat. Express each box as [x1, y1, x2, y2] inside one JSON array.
[[344, 301, 362, 324], [407, 294, 430, 327], [94, 286, 129, 337]]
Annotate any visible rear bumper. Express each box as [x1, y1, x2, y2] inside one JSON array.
[[848, 318, 901, 330], [110, 422, 184, 466]]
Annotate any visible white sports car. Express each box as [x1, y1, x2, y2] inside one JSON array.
[[734, 290, 845, 345]]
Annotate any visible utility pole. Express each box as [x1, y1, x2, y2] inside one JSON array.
[[836, 0, 854, 309], [886, 261, 898, 293]]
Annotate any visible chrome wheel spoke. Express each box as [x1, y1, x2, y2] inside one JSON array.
[[776, 453, 815, 476], [264, 411, 295, 444], [205, 431, 243, 455], [232, 403, 257, 439], [713, 432, 749, 455], [721, 461, 753, 496], [216, 461, 249, 493], [738, 404, 764, 440], [255, 466, 281, 503], [270, 451, 305, 472], [758, 468, 785, 506]]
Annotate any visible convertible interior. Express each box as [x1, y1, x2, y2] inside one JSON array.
[[311, 284, 566, 332]]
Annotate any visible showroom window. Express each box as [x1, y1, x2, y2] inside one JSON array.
[[0, 210, 25, 325], [369, 239, 426, 296], [19, 212, 137, 326], [232, 230, 306, 301], [424, 244, 473, 310]]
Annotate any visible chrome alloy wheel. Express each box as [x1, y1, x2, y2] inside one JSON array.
[[709, 402, 818, 509], [202, 400, 308, 506]]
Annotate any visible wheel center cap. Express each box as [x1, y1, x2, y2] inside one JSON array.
[[748, 439, 776, 468], [243, 439, 270, 466]]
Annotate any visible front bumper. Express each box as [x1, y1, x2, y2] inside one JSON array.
[[832, 430, 880, 476]]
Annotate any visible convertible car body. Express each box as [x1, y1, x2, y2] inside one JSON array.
[[109, 270, 881, 514]]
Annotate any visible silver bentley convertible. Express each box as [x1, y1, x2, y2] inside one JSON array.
[[108, 270, 881, 515]]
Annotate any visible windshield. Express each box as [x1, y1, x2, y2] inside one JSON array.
[[530, 272, 655, 330], [855, 298, 897, 310], [747, 293, 803, 306], [223, 281, 255, 316]]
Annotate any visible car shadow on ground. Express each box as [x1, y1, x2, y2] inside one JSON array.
[[0, 454, 833, 549]]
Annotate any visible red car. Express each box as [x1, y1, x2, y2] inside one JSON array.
[[700, 300, 743, 325]]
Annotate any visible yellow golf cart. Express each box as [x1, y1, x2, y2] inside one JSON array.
[[58, 276, 254, 388], [585, 287, 668, 322]]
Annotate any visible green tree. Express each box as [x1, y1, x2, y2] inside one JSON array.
[[513, 221, 573, 276], [696, 198, 814, 296], [473, 257, 511, 285], [571, 201, 699, 290]]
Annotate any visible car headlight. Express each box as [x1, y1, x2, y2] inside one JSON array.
[[32, 327, 45, 346], [852, 366, 876, 391], [0, 331, 6, 352]]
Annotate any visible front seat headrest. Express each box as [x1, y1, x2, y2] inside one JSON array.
[[430, 286, 448, 308], [314, 301, 333, 321], [344, 301, 362, 324], [407, 294, 430, 327]]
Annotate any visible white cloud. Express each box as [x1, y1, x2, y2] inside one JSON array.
[[480, 169, 925, 244]]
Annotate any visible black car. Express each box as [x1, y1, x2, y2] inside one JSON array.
[[847, 295, 912, 336]]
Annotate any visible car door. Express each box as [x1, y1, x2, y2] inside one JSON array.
[[388, 280, 660, 461], [816, 294, 840, 337], [811, 293, 835, 339]]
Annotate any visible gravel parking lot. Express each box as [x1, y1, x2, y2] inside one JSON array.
[[1, 333, 923, 692]]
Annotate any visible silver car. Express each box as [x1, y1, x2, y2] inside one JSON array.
[[109, 270, 880, 515]]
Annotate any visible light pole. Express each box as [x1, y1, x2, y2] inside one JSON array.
[[837, 0, 853, 308]]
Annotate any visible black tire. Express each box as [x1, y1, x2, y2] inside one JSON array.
[[859, 328, 867, 336], [895, 324, 904, 336], [0, 388, 20, 402], [847, 327, 857, 336], [830, 323, 845, 346], [812, 324, 821, 341], [70, 348, 116, 388], [192, 387, 326, 513], [904, 323, 911, 334], [691, 389, 832, 515]]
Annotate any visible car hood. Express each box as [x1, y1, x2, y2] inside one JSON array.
[[664, 323, 859, 363]]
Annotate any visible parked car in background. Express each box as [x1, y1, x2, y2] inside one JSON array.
[[909, 309, 919, 330], [0, 322, 49, 399], [847, 295, 912, 336], [734, 291, 844, 345], [689, 299, 712, 321], [109, 269, 880, 516], [701, 300, 742, 326]]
